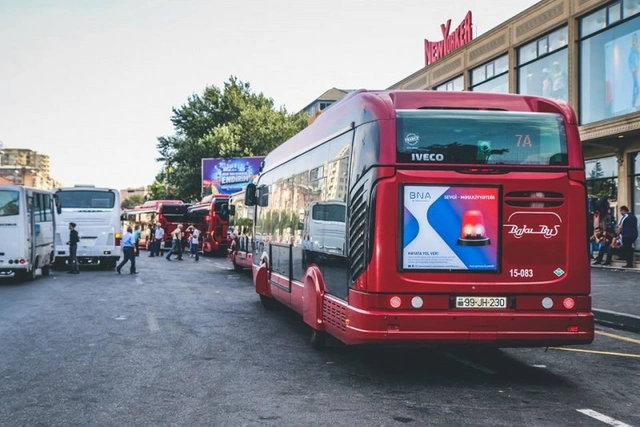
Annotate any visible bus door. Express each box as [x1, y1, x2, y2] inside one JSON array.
[[269, 242, 292, 301]]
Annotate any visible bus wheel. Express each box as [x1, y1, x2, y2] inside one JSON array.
[[259, 294, 279, 310], [41, 265, 51, 277], [310, 329, 326, 350]]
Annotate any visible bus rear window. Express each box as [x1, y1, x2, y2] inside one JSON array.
[[312, 204, 346, 222], [396, 110, 568, 166], [0, 190, 20, 217], [56, 191, 115, 209], [161, 205, 188, 221]]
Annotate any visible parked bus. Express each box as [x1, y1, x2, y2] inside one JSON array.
[[229, 188, 254, 271], [0, 185, 57, 280], [244, 89, 594, 349], [187, 194, 233, 256], [123, 200, 186, 250], [54, 185, 121, 269]]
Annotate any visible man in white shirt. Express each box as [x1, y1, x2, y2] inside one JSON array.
[[188, 225, 200, 262], [165, 224, 184, 261], [152, 224, 165, 257]]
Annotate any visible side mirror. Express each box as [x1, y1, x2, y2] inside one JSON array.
[[230, 205, 236, 216], [53, 195, 62, 215], [245, 184, 257, 206], [120, 213, 127, 221]]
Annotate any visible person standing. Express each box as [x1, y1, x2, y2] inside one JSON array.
[[188, 225, 200, 262], [148, 223, 157, 257], [134, 225, 141, 257], [67, 222, 80, 274], [165, 224, 184, 261], [617, 205, 639, 268], [117, 226, 138, 274], [154, 224, 165, 257]]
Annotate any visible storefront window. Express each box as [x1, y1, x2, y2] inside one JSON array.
[[580, 3, 640, 124], [471, 54, 509, 93], [434, 75, 464, 91], [517, 27, 569, 102], [633, 152, 640, 248], [587, 156, 619, 234]]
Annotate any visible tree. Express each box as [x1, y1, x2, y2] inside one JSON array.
[[155, 76, 308, 201], [121, 194, 145, 209]]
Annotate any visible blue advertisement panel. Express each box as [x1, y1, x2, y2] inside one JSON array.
[[202, 157, 264, 195], [402, 185, 500, 271]]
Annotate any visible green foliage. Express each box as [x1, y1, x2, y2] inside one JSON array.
[[121, 194, 145, 209], [156, 76, 309, 201]]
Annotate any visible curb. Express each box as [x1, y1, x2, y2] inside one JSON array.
[[593, 308, 640, 333]]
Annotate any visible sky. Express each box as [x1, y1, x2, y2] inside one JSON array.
[[0, 0, 540, 191]]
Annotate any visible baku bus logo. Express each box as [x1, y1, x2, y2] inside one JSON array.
[[503, 212, 562, 239]]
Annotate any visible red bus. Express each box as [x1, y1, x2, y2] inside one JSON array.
[[187, 194, 234, 256], [243, 89, 594, 349], [124, 200, 187, 250], [228, 189, 256, 271]]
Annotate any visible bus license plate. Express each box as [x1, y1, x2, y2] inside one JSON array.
[[456, 296, 507, 309]]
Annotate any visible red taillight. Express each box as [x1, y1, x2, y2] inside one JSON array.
[[563, 297, 575, 309], [19, 259, 26, 264], [567, 326, 579, 332], [389, 296, 402, 308], [457, 210, 490, 246]]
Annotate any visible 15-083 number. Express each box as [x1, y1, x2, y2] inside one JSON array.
[[509, 269, 534, 278]]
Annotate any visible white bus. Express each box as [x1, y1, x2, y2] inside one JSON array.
[[54, 185, 121, 269], [0, 185, 56, 280]]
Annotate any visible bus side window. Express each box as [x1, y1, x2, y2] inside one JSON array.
[[258, 186, 269, 207]]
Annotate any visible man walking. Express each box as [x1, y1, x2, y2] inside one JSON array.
[[188, 225, 200, 262], [617, 205, 638, 268], [117, 226, 138, 274], [67, 222, 80, 274], [165, 224, 184, 261]]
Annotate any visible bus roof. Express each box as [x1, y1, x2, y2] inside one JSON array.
[[262, 90, 578, 174]]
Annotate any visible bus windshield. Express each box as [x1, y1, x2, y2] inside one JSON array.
[[396, 110, 568, 166], [57, 190, 115, 209], [0, 190, 20, 217]]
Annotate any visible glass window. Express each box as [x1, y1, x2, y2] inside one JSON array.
[[57, 190, 116, 209], [586, 156, 618, 179], [609, 3, 622, 24], [0, 190, 20, 217], [471, 54, 509, 93], [435, 75, 464, 91], [580, 15, 640, 124], [518, 27, 568, 102], [633, 152, 640, 248], [624, 0, 640, 19], [396, 110, 568, 166], [518, 50, 568, 101]]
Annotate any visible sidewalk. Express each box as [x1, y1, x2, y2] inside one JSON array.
[[590, 265, 640, 333]]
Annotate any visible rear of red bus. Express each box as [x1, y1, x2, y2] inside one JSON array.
[[201, 196, 231, 256], [334, 92, 593, 347], [158, 204, 189, 249]]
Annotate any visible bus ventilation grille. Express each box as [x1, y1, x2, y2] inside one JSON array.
[[348, 185, 367, 282], [504, 191, 564, 208], [323, 297, 347, 332]]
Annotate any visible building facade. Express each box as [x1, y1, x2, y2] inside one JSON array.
[[0, 148, 62, 189], [389, 0, 640, 241]]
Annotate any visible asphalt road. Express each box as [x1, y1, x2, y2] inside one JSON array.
[[0, 254, 638, 427]]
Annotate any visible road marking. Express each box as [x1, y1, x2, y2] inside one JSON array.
[[114, 316, 127, 321], [147, 313, 160, 332], [596, 330, 640, 345], [551, 347, 640, 359], [135, 277, 143, 285], [576, 409, 633, 427], [441, 352, 497, 375]]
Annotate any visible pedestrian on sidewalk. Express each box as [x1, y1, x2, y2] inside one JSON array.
[[117, 226, 138, 274], [67, 222, 80, 274], [617, 205, 638, 268], [165, 224, 184, 261]]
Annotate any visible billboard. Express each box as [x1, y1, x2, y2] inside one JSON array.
[[202, 157, 264, 196], [402, 185, 500, 272], [605, 29, 640, 116]]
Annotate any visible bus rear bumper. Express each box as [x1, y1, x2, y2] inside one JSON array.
[[330, 307, 594, 347]]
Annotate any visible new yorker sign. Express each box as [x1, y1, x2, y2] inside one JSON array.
[[424, 11, 473, 66]]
